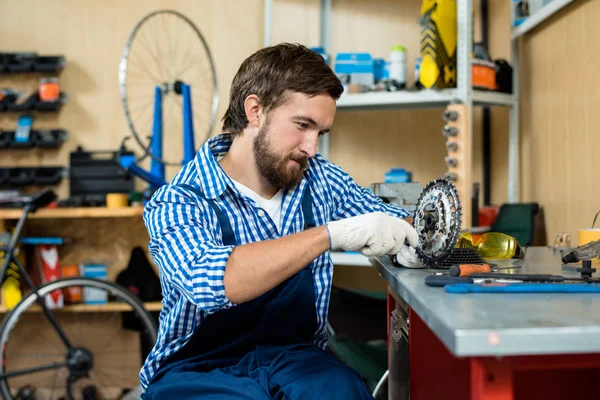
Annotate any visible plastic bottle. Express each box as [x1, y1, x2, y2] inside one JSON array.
[[389, 45, 407, 89]]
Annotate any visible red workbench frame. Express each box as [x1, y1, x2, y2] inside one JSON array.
[[387, 293, 600, 400]]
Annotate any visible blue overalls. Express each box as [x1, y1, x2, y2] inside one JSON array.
[[143, 184, 374, 399]]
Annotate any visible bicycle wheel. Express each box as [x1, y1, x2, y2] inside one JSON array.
[[119, 9, 218, 167], [0, 278, 158, 400]]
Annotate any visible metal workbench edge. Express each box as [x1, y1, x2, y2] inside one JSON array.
[[370, 255, 600, 358]]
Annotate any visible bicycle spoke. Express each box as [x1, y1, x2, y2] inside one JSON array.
[[8, 352, 63, 359], [1, 361, 67, 379], [93, 368, 133, 389], [159, 13, 176, 80]]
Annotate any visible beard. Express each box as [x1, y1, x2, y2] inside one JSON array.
[[253, 123, 308, 190]]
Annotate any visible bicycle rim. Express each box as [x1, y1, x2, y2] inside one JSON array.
[[0, 278, 158, 400]]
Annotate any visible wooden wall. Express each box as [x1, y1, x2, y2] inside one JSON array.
[[0, 0, 491, 200], [0, 0, 507, 296], [519, 0, 600, 242], [2, 1, 597, 266]]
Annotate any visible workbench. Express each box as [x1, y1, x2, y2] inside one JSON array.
[[372, 247, 600, 400]]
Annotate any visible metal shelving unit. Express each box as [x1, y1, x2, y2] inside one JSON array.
[[512, 0, 577, 39], [263, 0, 577, 232], [263, 0, 520, 208], [337, 89, 515, 111]]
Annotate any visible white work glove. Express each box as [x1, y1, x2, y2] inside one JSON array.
[[394, 245, 426, 269], [326, 212, 419, 257]]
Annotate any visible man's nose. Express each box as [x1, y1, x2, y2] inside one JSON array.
[[299, 130, 319, 158]]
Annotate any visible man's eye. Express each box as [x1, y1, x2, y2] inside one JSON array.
[[296, 122, 309, 130], [318, 131, 327, 136]]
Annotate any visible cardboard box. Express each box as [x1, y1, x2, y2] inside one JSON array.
[[80, 263, 107, 304]]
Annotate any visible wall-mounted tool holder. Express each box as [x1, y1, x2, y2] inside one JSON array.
[[0, 92, 67, 113], [443, 103, 471, 229], [0, 53, 65, 74], [0, 166, 65, 187], [0, 169, 8, 185], [0, 129, 68, 149]]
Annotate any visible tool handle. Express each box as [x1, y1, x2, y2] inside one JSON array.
[[449, 264, 491, 277], [445, 283, 600, 293], [425, 275, 474, 287], [469, 273, 565, 282]]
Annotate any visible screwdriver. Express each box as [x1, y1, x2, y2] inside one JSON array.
[[449, 264, 520, 277]]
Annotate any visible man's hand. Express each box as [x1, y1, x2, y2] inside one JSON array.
[[326, 212, 418, 257]]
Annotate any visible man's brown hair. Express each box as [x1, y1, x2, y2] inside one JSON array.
[[222, 43, 343, 135]]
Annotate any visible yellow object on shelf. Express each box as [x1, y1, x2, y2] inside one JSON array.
[[419, 0, 457, 89], [0, 232, 23, 311], [457, 232, 523, 260], [106, 193, 129, 208]]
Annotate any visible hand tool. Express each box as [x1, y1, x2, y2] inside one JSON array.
[[562, 240, 600, 264], [424, 275, 473, 287], [448, 264, 520, 277], [467, 272, 600, 283], [445, 283, 600, 294]]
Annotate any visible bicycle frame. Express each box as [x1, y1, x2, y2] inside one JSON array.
[[0, 205, 74, 372]]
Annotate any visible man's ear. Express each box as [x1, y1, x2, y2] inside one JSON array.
[[244, 95, 262, 129]]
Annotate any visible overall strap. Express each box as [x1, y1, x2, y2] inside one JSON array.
[[301, 185, 316, 230], [176, 184, 237, 247]]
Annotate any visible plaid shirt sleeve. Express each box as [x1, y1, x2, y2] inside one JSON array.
[[143, 185, 235, 314], [323, 159, 410, 221]]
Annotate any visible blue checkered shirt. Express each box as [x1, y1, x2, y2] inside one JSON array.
[[139, 133, 409, 389]]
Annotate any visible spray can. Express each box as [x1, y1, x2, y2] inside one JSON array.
[[389, 45, 407, 89]]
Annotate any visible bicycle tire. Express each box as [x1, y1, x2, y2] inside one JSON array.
[[0, 278, 158, 400]]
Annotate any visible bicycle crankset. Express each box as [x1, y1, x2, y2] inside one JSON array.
[[413, 178, 462, 267]]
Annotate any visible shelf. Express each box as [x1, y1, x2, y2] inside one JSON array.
[[0, 206, 144, 220], [0, 53, 65, 74], [336, 89, 515, 111], [0, 93, 67, 113], [0, 129, 69, 150], [330, 251, 372, 267], [0, 301, 161, 313], [471, 91, 515, 107], [511, 0, 576, 39]]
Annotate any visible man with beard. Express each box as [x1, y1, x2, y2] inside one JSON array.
[[140, 43, 422, 399]]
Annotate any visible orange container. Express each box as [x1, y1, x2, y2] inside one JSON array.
[[472, 60, 497, 91], [39, 77, 60, 102], [61, 264, 82, 303]]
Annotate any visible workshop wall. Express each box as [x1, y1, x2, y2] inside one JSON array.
[[0, 0, 507, 293], [0, 0, 492, 199], [0, 0, 265, 196], [518, 0, 600, 242], [11, 0, 591, 244]]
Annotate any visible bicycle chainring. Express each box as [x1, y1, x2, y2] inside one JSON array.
[[413, 178, 462, 267]]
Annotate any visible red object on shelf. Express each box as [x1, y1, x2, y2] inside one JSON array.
[[34, 245, 63, 308], [479, 206, 499, 227]]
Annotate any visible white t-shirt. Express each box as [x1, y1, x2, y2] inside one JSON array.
[[231, 178, 284, 231]]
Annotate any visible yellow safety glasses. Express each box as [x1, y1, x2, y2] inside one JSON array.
[[456, 232, 525, 259]]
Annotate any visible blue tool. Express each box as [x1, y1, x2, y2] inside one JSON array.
[[20, 237, 71, 245], [118, 81, 196, 190], [445, 283, 600, 294]]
